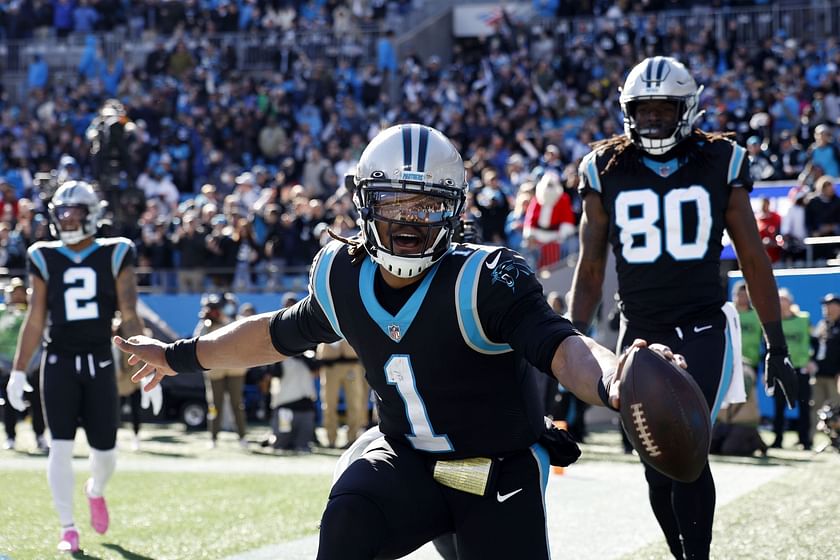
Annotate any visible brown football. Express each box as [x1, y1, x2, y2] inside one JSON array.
[[619, 346, 711, 483]]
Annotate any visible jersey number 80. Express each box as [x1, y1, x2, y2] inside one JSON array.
[[614, 186, 712, 263]]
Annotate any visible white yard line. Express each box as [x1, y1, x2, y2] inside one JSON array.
[[226, 459, 791, 560]]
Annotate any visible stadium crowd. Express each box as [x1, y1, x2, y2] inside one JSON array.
[[0, 1, 838, 293]]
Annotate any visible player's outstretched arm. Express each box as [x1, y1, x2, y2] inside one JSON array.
[[114, 312, 287, 390], [552, 336, 687, 410]]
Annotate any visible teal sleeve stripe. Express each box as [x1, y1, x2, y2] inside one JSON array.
[[29, 248, 48, 281], [728, 145, 746, 185], [585, 154, 602, 193], [455, 249, 512, 354], [312, 242, 343, 339], [111, 242, 130, 278]]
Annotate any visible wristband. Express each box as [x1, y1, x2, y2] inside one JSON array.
[[597, 377, 619, 411], [762, 320, 786, 350], [164, 337, 207, 374]]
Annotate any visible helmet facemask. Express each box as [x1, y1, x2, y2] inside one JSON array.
[[48, 181, 102, 244], [356, 178, 464, 279], [352, 124, 467, 279], [619, 57, 703, 156]]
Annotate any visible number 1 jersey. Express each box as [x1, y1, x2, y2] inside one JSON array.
[[270, 240, 579, 459]]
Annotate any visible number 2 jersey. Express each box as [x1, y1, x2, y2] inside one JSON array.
[[269, 241, 579, 459], [27, 237, 135, 354], [578, 137, 753, 330]]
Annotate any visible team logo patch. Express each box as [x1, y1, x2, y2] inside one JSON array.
[[490, 259, 532, 292], [388, 324, 401, 342]]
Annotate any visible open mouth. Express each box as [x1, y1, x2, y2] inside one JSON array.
[[391, 229, 426, 253], [638, 126, 673, 139]]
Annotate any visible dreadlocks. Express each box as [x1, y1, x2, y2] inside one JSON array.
[[589, 129, 736, 173], [327, 228, 368, 266]]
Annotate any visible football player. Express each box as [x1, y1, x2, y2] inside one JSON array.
[[569, 56, 798, 560], [116, 124, 681, 559], [5, 180, 150, 553]]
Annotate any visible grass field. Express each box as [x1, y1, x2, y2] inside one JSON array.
[[1, 422, 838, 559]]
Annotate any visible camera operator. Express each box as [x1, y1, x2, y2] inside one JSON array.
[[86, 99, 141, 229]]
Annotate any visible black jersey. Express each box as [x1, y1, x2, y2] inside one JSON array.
[[579, 138, 753, 329], [27, 237, 135, 354], [270, 240, 578, 459]]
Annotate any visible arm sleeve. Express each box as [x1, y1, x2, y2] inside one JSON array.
[[269, 294, 342, 356], [477, 248, 580, 374]]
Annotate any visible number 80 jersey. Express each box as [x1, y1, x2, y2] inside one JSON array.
[[27, 237, 136, 354], [578, 138, 752, 330]]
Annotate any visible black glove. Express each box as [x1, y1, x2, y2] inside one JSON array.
[[764, 347, 798, 409], [538, 418, 581, 467]]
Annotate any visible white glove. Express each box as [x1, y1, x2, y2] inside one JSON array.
[[6, 370, 33, 412], [140, 377, 163, 415]]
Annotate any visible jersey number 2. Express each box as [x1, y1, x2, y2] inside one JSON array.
[[614, 186, 712, 263], [385, 355, 453, 452], [64, 267, 99, 321]]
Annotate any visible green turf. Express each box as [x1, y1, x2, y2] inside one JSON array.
[[619, 455, 840, 560], [0, 470, 332, 559]]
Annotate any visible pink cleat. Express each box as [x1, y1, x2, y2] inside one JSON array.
[[85, 478, 109, 534], [57, 528, 80, 553]]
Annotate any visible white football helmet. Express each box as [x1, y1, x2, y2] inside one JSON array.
[[351, 124, 467, 278], [619, 56, 703, 155], [48, 181, 103, 244]]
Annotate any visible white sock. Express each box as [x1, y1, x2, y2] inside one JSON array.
[[47, 440, 76, 527], [88, 447, 117, 496]]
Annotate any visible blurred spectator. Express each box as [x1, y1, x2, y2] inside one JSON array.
[[27, 54, 49, 91], [205, 215, 239, 290], [196, 294, 248, 449], [746, 136, 775, 181], [774, 131, 805, 180], [771, 289, 813, 450], [73, 1, 99, 34], [473, 168, 510, 244], [755, 197, 782, 263], [812, 293, 840, 436], [269, 294, 318, 454], [523, 170, 575, 269], [802, 124, 840, 183], [316, 339, 368, 449], [780, 189, 809, 264], [804, 176, 840, 259], [1, 279, 47, 453], [171, 213, 207, 293]]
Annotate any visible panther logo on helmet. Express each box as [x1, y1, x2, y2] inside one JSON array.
[[350, 124, 467, 279], [619, 56, 704, 155], [48, 181, 103, 244]]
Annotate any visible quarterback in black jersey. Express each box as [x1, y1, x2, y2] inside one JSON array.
[[117, 124, 682, 559], [570, 57, 798, 560], [5, 180, 147, 553]]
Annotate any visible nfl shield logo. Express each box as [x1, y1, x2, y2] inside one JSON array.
[[388, 324, 401, 342], [658, 165, 671, 177]]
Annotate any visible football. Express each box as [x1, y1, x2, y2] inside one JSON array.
[[619, 346, 711, 483]]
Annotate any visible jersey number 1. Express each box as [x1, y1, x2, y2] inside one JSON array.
[[385, 355, 453, 452], [614, 186, 712, 263], [64, 267, 99, 321]]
